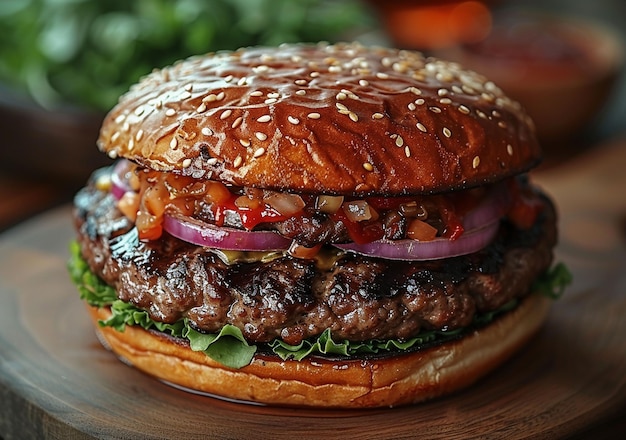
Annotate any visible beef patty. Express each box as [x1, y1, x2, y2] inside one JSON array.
[[73, 177, 556, 346]]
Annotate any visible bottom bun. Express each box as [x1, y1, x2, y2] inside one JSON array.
[[87, 294, 551, 408]]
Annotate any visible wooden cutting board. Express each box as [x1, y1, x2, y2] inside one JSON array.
[[1, 139, 625, 439]]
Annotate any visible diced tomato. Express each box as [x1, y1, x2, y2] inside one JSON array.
[[434, 196, 465, 240], [507, 179, 543, 230], [366, 195, 417, 211], [332, 209, 384, 244]]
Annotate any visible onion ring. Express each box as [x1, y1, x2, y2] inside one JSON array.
[[333, 220, 500, 261], [163, 213, 291, 252]]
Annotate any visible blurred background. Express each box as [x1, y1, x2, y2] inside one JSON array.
[[0, 0, 624, 231]]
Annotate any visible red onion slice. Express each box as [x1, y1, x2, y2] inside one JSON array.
[[333, 220, 500, 261], [461, 183, 511, 231], [110, 159, 133, 200], [163, 214, 291, 251]]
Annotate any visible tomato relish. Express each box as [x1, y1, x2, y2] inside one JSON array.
[[114, 161, 539, 245]]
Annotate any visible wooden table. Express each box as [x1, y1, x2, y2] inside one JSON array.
[[1, 138, 625, 438]]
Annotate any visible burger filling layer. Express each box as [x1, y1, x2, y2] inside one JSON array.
[[69, 166, 570, 368]]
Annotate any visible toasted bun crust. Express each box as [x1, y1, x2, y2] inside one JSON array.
[[87, 294, 550, 408], [97, 42, 540, 195]]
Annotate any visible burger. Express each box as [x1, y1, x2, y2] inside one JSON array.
[[68, 42, 570, 408]]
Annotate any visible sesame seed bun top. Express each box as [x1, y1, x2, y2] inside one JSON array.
[[97, 42, 541, 195]]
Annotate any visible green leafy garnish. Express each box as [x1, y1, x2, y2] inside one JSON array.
[[68, 241, 571, 369], [0, 0, 373, 111], [532, 262, 573, 299]]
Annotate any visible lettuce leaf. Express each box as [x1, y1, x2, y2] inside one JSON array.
[[68, 241, 572, 369], [532, 262, 573, 299]]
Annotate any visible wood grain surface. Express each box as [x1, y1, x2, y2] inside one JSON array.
[[1, 139, 625, 439]]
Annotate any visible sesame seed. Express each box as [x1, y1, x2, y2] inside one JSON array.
[[196, 103, 207, 113], [127, 138, 134, 150], [458, 105, 470, 114], [476, 110, 488, 119], [267, 92, 280, 99], [481, 92, 495, 102], [239, 139, 251, 147], [440, 98, 452, 105], [472, 156, 480, 169], [463, 85, 475, 95], [165, 108, 176, 117], [220, 109, 232, 120], [392, 62, 407, 73], [443, 127, 452, 138], [336, 92, 347, 100], [409, 87, 422, 95], [405, 146, 411, 157], [498, 121, 507, 128], [154, 100, 162, 109], [115, 114, 126, 124], [170, 137, 178, 149], [307, 112, 321, 119], [310, 71, 320, 77], [295, 79, 307, 85], [250, 90, 263, 97], [507, 144, 514, 156], [237, 77, 248, 86], [184, 84, 193, 92], [182, 158, 192, 168], [207, 158, 218, 165], [408, 102, 416, 111], [135, 129, 144, 142], [122, 122, 130, 132], [180, 91, 191, 100], [438, 88, 448, 97], [372, 112, 384, 119], [216, 91, 225, 101], [348, 112, 358, 122], [134, 106, 144, 116], [359, 79, 369, 86], [108, 150, 118, 159], [395, 135, 404, 147], [429, 106, 442, 114], [436, 72, 454, 82], [415, 98, 425, 105], [376, 72, 389, 79], [255, 132, 268, 141], [231, 116, 243, 129], [253, 147, 266, 158], [233, 156, 243, 168], [485, 81, 498, 92], [295, 90, 306, 96], [417, 122, 427, 132], [336, 102, 348, 111], [265, 98, 278, 104], [201, 127, 213, 136], [111, 131, 120, 142], [257, 114, 271, 123], [203, 94, 217, 102], [328, 65, 342, 73], [363, 162, 374, 171], [492, 110, 501, 118], [224, 75, 234, 83]]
